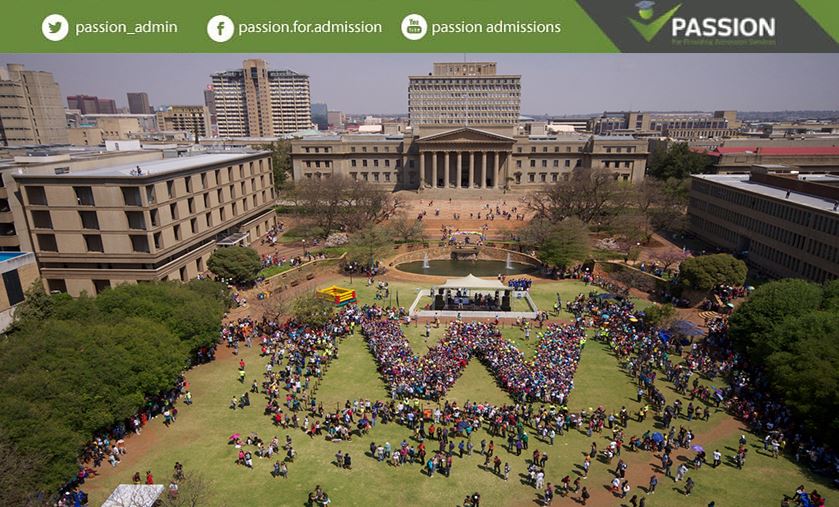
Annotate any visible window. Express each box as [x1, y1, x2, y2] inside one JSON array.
[[190, 218, 197, 234], [187, 197, 195, 214], [79, 211, 99, 230], [31, 211, 53, 229], [121, 187, 142, 207], [173, 224, 182, 241], [84, 234, 103, 252], [167, 180, 175, 199], [73, 186, 94, 206], [185, 176, 193, 193], [169, 203, 179, 220], [214, 169, 221, 185], [125, 211, 146, 230], [203, 193, 210, 209], [205, 212, 212, 227], [217, 189, 223, 203], [146, 185, 156, 204], [153, 232, 162, 249], [150, 209, 160, 227], [200, 173, 208, 189], [131, 235, 150, 253], [47, 279, 67, 294], [93, 280, 111, 295], [37, 234, 57, 252], [220, 207, 226, 221]]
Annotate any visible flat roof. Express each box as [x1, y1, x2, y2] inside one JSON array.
[[693, 173, 839, 213], [18, 152, 263, 179]]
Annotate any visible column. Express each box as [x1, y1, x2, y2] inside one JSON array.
[[419, 152, 425, 188], [456, 151, 462, 188], [503, 152, 510, 189], [443, 151, 450, 188], [479, 151, 486, 188], [492, 151, 499, 188], [468, 151, 475, 188], [433, 151, 439, 188]]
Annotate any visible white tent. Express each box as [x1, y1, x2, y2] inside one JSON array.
[[437, 274, 507, 290], [102, 484, 164, 507]]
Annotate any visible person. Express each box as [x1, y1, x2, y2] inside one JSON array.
[[272, 461, 281, 478], [648, 474, 657, 494], [503, 462, 510, 481], [344, 453, 352, 470], [685, 477, 695, 495], [713, 449, 721, 467], [132, 472, 141, 484], [145, 471, 154, 484], [675, 463, 688, 482], [580, 487, 590, 505], [544, 483, 554, 505]]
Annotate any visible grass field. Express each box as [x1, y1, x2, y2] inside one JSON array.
[[84, 278, 835, 506]]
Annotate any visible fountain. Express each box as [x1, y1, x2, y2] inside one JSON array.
[[422, 253, 430, 269], [506, 252, 513, 270]]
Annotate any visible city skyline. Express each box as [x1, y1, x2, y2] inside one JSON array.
[[2, 53, 838, 115]]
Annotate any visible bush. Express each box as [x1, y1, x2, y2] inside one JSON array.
[[291, 293, 334, 327], [208, 247, 261, 285], [678, 253, 747, 291]]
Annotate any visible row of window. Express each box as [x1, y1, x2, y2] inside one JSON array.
[[690, 197, 808, 251], [692, 179, 819, 228]]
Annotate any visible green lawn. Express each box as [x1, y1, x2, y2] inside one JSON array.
[[84, 278, 835, 506], [258, 264, 295, 278]]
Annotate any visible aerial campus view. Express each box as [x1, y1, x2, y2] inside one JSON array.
[[0, 53, 837, 507]]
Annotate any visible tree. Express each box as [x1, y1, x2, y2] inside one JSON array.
[[643, 303, 676, 328], [632, 177, 691, 232], [677, 253, 747, 291], [387, 213, 425, 243], [160, 472, 212, 507], [536, 218, 590, 269], [522, 168, 622, 224], [729, 279, 824, 358], [646, 142, 712, 180], [0, 281, 227, 493], [346, 226, 393, 267], [207, 247, 261, 285], [650, 249, 690, 271], [259, 141, 291, 191], [288, 176, 402, 238], [9, 280, 71, 331], [291, 293, 334, 327]]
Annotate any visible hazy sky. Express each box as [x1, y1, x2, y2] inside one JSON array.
[[3, 53, 838, 115]]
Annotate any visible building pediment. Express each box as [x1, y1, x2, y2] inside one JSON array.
[[417, 127, 515, 144]]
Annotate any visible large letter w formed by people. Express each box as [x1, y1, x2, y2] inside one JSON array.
[[362, 320, 584, 404]]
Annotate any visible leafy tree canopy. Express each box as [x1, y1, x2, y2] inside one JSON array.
[[0, 280, 228, 493], [536, 218, 591, 269], [647, 142, 712, 180], [678, 253, 747, 291], [291, 293, 334, 327], [208, 246, 262, 285]]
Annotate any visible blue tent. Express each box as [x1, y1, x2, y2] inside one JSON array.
[[658, 330, 671, 343], [670, 320, 705, 337]]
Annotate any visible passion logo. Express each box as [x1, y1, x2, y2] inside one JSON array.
[[628, 1, 682, 42]]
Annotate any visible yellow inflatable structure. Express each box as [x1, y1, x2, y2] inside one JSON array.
[[316, 285, 357, 306]]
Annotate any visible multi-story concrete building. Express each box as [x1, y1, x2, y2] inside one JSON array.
[[702, 144, 839, 174], [311, 103, 328, 130], [127, 92, 151, 114], [67, 95, 118, 115], [291, 130, 647, 190], [0, 64, 68, 146], [592, 110, 740, 139], [408, 62, 521, 128], [689, 166, 838, 283], [67, 116, 145, 146], [327, 111, 345, 130], [13, 151, 276, 295], [211, 59, 311, 137], [203, 85, 217, 127], [156, 106, 211, 139]]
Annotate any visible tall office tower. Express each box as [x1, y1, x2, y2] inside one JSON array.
[[156, 105, 212, 138], [0, 64, 69, 146], [203, 85, 217, 125], [211, 59, 311, 137], [67, 94, 117, 115], [311, 103, 328, 130], [408, 62, 521, 127], [127, 92, 152, 114]]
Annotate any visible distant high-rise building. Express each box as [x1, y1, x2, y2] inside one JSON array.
[[203, 85, 217, 125], [211, 58, 311, 137], [156, 105, 211, 139], [0, 64, 68, 146], [408, 62, 521, 128], [311, 103, 328, 130], [127, 92, 151, 114], [67, 94, 118, 115], [327, 110, 345, 129]]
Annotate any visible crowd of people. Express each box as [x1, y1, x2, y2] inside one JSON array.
[[362, 318, 584, 404]]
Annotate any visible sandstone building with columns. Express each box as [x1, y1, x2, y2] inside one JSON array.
[[291, 62, 647, 190]]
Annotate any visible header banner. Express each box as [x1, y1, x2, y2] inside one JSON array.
[[2, 0, 837, 53]]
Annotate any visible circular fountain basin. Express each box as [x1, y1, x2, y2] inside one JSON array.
[[397, 259, 538, 277]]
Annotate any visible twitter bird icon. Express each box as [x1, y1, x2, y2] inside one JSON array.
[[42, 14, 69, 41]]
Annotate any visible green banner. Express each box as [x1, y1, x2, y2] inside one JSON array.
[[1, 0, 837, 52]]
